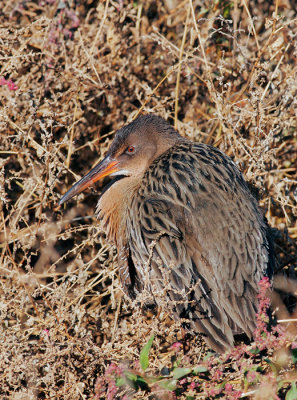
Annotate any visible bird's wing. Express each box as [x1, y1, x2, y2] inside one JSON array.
[[128, 143, 272, 352]]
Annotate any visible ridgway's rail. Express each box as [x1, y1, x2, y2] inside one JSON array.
[[59, 114, 275, 353]]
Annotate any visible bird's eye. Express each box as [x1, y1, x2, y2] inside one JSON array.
[[126, 145, 135, 154]]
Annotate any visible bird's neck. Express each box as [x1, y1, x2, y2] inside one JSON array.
[[96, 176, 140, 246]]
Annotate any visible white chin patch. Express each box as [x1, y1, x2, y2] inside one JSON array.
[[111, 170, 130, 177]]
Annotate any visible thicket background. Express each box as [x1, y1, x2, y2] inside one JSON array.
[[0, 0, 296, 399]]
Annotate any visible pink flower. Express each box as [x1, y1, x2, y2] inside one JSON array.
[[225, 383, 233, 391], [0, 77, 18, 91], [189, 381, 196, 389], [208, 388, 218, 396], [212, 368, 223, 380], [246, 370, 257, 382], [171, 342, 182, 352]]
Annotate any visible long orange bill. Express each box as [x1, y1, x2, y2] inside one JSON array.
[[59, 156, 119, 205]]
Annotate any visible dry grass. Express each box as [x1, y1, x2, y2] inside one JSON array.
[[0, 0, 297, 399]]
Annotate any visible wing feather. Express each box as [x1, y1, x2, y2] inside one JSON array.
[[126, 142, 273, 352]]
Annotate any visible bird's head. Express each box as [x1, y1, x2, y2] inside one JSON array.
[[59, 114, 183, 205]]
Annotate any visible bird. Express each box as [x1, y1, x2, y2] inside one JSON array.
[[59, 114, 275, 353]]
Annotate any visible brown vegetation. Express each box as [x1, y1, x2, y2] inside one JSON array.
[[0, 0, 296, 399]]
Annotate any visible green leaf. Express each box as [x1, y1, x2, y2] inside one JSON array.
[[159, 379, 178, 391], [256, 366, 264, 373], [115, 377, 125, 387], [264, 358, 280, 375], [203, 352, 215, 360], [286, 382, 297, 400], [172, 367, 192, 380], [193, 366, 208, 374], [250, 347, 260, 354], [291, 348, 297, 364], [123, 371, 139, 390], [173, 359, 181, 368], [140, 334, 154, 372], [123, 376, 137, 390], [124, 371, 138, 382], [124, 372, 148, 391], [223, 5, 231, 18], [147, 376, 166, 384]]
